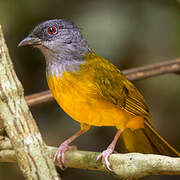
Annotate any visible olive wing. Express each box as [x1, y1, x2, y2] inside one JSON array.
[[93, 60, 151, 121]]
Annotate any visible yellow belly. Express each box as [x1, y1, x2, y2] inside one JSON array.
[[47, 72, 144, 131]]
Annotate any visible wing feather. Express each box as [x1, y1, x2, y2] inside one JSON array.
[[85, 54, 152, 121]]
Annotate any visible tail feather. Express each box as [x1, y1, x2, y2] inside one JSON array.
[[143, 121, 180, 157], [119, 121, 180, 157]]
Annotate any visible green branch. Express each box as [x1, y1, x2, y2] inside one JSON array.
[[0, 137, 180, 179]]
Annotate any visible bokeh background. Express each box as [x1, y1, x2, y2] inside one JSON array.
[[0, 0, 180, 179]]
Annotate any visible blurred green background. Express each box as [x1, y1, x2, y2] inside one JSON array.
[[1, 0, 180, 179]]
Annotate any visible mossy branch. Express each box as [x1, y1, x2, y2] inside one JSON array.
[[0, 25, 60, 179], [0, 137, 180, 179]]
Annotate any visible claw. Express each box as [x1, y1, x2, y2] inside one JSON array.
[[96, 130, 121, 171], [54, 143, 77, 170], [96, 148, 113, 171]]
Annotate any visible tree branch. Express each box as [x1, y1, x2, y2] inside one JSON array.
[[0, 25, 60, 179], [25, 90, 52, 107], [25, 58, 180, 107], [0, 137, 180, 179], [123, 58, 180, 80]]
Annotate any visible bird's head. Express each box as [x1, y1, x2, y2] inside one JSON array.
[[18, 19, 90, 62]]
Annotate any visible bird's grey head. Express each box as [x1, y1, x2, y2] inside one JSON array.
[[18, 19, 91, 63]]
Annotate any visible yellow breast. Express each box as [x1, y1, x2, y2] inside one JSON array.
[[46, 65, 144, 131]]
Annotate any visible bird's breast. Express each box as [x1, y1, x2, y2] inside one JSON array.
[[46, 58, 144, 131], [46, 71, 110, 126]]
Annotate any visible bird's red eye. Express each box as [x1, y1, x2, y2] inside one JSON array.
[[48, 26, 57, 35]]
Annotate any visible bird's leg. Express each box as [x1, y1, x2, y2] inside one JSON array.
[[97, 129, 121, 171], [54, 129, 86, 170]]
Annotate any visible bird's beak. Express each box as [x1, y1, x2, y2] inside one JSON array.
[[18, 36, 41, 47]]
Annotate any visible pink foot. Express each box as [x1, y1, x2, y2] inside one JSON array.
[[96, 148, 113, 171], [54, 142, 77, 170]]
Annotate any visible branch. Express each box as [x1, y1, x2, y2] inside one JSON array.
[[123, 58, 180, 80], [0, 137, 180, 179], [25, 58, 180, 107], [25, 90, 52, 107], [0, 25, 60, 179], [48, 149, 180, 179]]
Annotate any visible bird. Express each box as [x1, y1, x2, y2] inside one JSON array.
[[18, 19, 180, 171]]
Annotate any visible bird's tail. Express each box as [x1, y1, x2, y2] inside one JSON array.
[[119, 121, 180, 157]]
